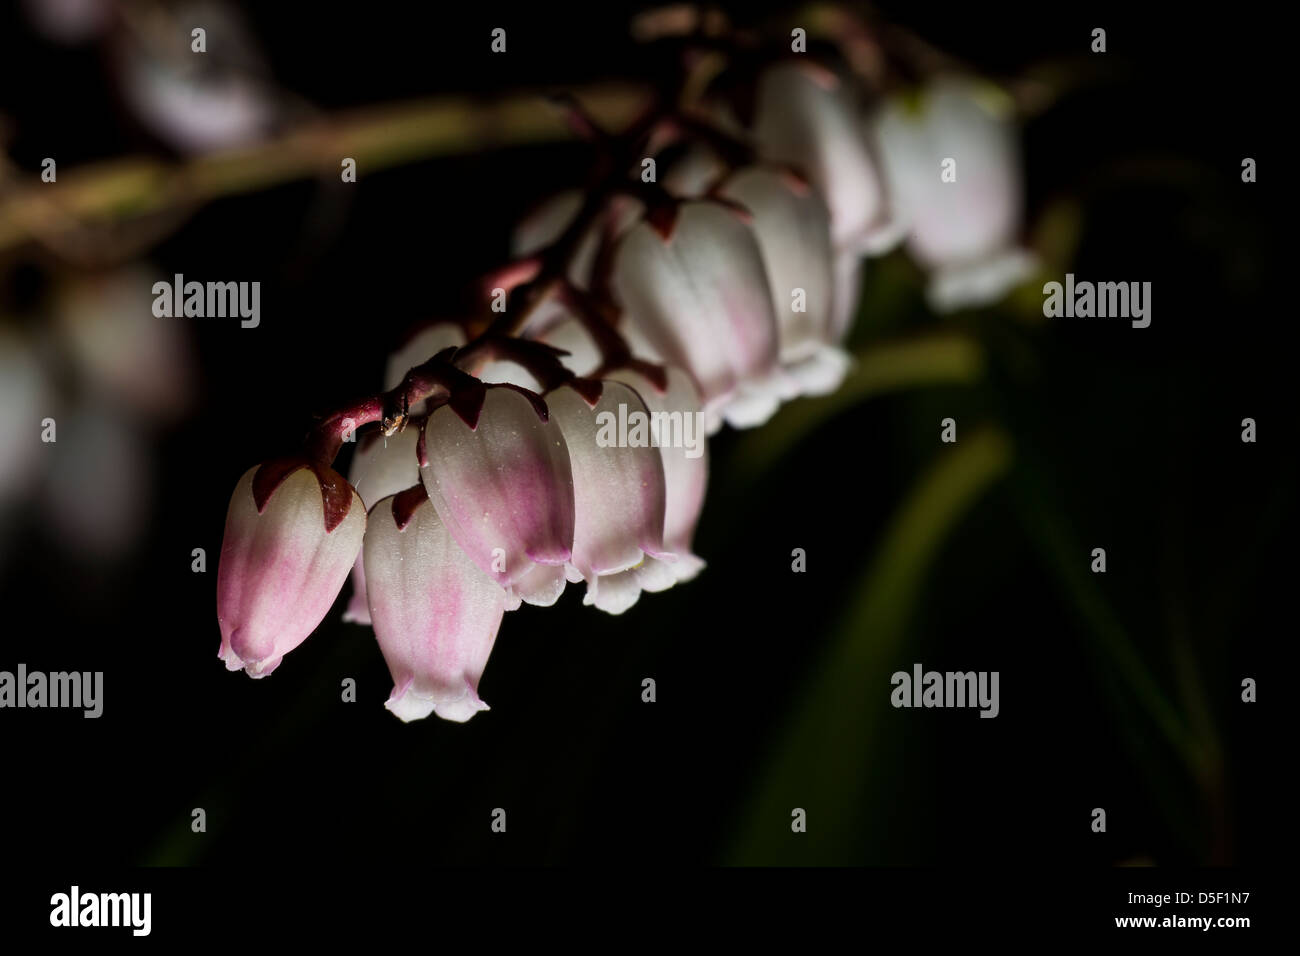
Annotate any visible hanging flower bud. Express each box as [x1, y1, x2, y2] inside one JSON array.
[[718, 166, 849, 395], [335, 323, 468, 625], [874, 76, 1035, 311], [365, 486, 509, 722], [217, 460, 365, 677], [612, 200, 792, 432], [752, 62, 900, 254], [110, 1, 277, 154], [663, 143, 729, 199], [546, 380, 670, 613], [606, 365, 708, 588], [420, 386, 576, 608], [341, 426, 422, 625]]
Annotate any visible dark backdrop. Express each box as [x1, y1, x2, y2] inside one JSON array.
[[0, 1, 1286, 867]]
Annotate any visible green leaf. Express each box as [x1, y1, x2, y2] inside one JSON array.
[[727, 426, 1013, 865]]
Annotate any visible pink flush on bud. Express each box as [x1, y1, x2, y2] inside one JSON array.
[[718, 166, 849, 396], [595, 365, 710, 609], [420, 385, 576, 609], [612, 200, 791, 433], [217, 460, 365, 677], [607, 366, 708, 582], [753, 62, 898, 254], [365, 487, 509, 722], [546, 380, 671, 614]]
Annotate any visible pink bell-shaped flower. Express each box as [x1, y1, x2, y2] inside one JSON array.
[[752, 62, 900, 254], [873, 76, 1035, 311], [605, 365, 709, 591], [717, 166, 849, 396], [217, 459, 365, 677], [365, 486, 510, 722], [339, 322, 464, 624], [420, 385, 576, 608], [341, 426, 422, 625], [612, 200, 791, 432], [546, 380, 671, 614]]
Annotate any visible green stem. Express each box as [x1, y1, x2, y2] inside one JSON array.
[[0, 85, 653, 256]]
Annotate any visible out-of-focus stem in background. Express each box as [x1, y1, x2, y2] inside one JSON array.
[[0, 85, 654, 262]]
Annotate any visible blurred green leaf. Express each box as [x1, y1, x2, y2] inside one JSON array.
[[728, 426, 1012, 865]]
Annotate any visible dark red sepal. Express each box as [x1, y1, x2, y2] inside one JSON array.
[[623, 358, 670, 393], [645, 200, 682, 241], [390, 483, 430, 531], [252, 458, 356, 534], [567, 376, 605, 407], [448, 380, 489, 428]]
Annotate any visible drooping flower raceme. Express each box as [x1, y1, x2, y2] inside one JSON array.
[[217, 460, 365, 677], [211, 23, 1033, 725], [420, 385, 576, 609], [365, 486, 510, 722]]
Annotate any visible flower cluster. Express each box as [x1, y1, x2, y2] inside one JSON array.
[[215, 38, 1030, 722]]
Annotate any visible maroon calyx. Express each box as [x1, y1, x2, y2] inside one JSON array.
[[448, 380, 489, 428], [480, 336, 576, 393], [390, 483, 429, 531], [567, 376, 605, 407], [622, 358, 670, 394], [252, 458, 356, 534], [645, 200, 681, 241]]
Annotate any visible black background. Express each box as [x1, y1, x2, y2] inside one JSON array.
[[0, 0, 1287, 877]]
